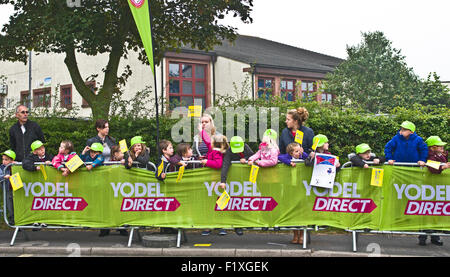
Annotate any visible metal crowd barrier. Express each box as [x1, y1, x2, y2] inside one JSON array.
[[341, 161, 450, 252], [162, 158, 319, 249], [2, 161, 157, 247]]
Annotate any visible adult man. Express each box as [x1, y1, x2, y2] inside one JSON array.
[[9, 105, 46, 162]]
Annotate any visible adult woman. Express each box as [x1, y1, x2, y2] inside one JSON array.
[[192, 114, 218, 157], [279, 107, 315, 155], [86, 119, 117, 162]]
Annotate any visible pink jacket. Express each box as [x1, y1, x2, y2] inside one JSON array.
[[201, 129, 224, 169], [52, 152, 77, 170], [249, 146, 280, 167]]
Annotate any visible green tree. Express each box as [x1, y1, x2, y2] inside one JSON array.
[[0, 0, 253, 119], [325, 31, 446, 112]]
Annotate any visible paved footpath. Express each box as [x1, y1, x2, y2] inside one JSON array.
[[0, 228, 449, 257]]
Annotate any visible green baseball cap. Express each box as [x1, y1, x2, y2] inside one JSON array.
[[31, 140, 44, 152], [313, 134, 328, 148], [2, 149, 16, 160], [90, 142, 104, 153], [356, 143, 372, 154], [130, 136, 146, 147], [425, 136, 447, 147], [230, 136, 245, 153], [400, 121, 415, 133], [263, 129, 277, 141]]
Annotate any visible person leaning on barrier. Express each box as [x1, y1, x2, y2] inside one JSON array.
[[22, 140, 54, 172], [155, 139, 174, 181], [192, 114, 219, 158], [80, 143, 105, 171], [9, 105, 46, 162], [1, 149, 16, 225], [348, 143, 385, 168], [217, 136, 254, 237], [384, 121, 428, 166], [124, 136, 151, 170], [278, 142, 308, 167], [417, 136, 448, 246], [169, 143, 202, 171], [86, 119, 117, 162], [424, 136, 449, 174]]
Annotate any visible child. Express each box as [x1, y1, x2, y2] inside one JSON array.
[[1, 150, 16, 225], [22, 140, 54, 172], [248, 129, 280, 167], [80, 142, 105, 170], [348, 143, 386, 168], [169, 143, 202, 171], [155, 139, 174, 181], [384, 121, 428, 166], [198, 124, 228, 169], [418, 136, 448, 246], [124, 136, 150, 170], [220, 136, 254, 188], [52, 140, 77, 177], [278, 142, 308, 167], [424, 136, 449, 174], [110, 145, 125, 164], [305, 134, 341, 168]]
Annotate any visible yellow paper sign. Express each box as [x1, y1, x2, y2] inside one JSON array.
[[370, 168, 384, 187], [119, 139, 128, 153], [10, 173, 24, 191], [157, 161, 164, 177], [312, 137, 319, 151], [188, 105, 202, 117], [249, 164, 259, 183], [295, 130, 304, 145], [426, 160, 441, 170], [65, 154, 84, 173], [176, 166, 185, 183], [40, 165, 48, 181], [216, 190, 231, 210]]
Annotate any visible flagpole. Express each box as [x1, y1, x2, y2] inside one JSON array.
[[148, 2, 160, 157]]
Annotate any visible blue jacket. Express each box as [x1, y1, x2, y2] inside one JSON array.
[[384, 131, 428, 163], [80, 152, 105, 168], [279, 126, 315, 155], [278, 152, 308, 165]]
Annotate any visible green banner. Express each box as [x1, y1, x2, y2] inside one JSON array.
[[11, 164, 450, 230], [128, 0, 154, 73]]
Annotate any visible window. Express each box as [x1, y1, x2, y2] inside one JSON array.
[[281, 79, 296, 101], [20, 90, 31, 108], [82, 81, 97, 108], [301, 81, 316, 101], [321, 93, 333, 103], [33, 88, 51, 107], [168, 62, 207, 111], [60, 84, 72, 109], [257, 77, 274, 100]]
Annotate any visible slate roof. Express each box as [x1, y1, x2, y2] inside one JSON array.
[[182, 35, 344, 73]]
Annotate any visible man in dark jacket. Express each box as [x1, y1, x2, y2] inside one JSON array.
[[9, 105, 46, 162]]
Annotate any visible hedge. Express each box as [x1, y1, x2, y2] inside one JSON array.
[[0, 100, 448, 164]]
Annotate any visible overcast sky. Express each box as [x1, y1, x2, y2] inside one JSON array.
[[1, 1, 449, 80]]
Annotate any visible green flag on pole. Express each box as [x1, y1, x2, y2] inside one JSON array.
[[127, 0, 155, 74]]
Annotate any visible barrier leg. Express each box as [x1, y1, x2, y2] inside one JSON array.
[[127, 228, 135, 247], [302, 228, 307, 249], [352, 231, 358, 252], [177, 229, 182, 248], [10, 227, 20, 246]]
